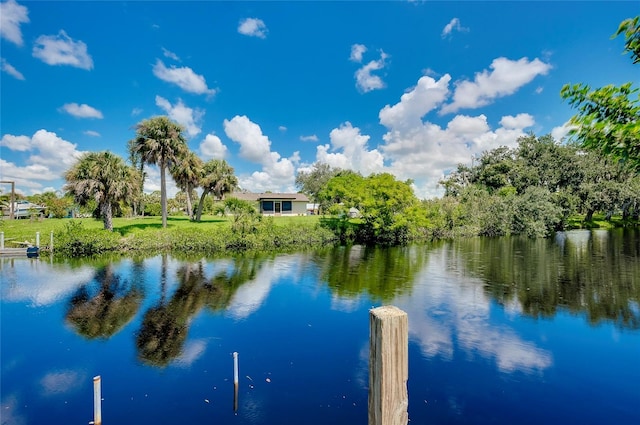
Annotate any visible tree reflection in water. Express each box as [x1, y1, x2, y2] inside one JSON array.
[[135, 254, 263, 367], [455, 228, 640, 329], [315, 244, 431, 302], [66, 261, 144, 339]]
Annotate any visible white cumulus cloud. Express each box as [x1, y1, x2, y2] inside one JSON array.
[[223, 115, 299, 192], [440, 57, 551, 114], [1, 58, 25, 80], [152, 59, 216, 96], [315, 122, 384, 176], [300, 134, 319, 142], [238, 18, 268, 38], [0, 0, 29, 46], [60, 103, 103, 119], [350, 43, 367, 62], [0, 129, 85, 193], [162, 47, 180, 61], [376, 71, 537, 198], [32, 30, 93, 70], [441, 17, 468, 38], [199, 133, 228, 160], [155, 95, 204, 137], [379, 74, 451, 130], [354, 50, 389, 93]]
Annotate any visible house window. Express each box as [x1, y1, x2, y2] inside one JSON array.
[[262, 201, 274, 212], [282, 201, 292, 212]]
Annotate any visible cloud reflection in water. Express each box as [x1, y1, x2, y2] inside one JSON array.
[[396, 247, 552, 374]]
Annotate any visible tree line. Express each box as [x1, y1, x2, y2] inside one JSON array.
[[4, 16, 638, 248], [296, 135, 639, 244]]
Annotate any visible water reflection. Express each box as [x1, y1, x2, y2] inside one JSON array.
[[135, 254, 269, 367], [314, 244, 429, 301], [66, 263, 144, 339], [395, 247, 553, 374], [455, 228, 640, 329], [1, 257, 95, 306]]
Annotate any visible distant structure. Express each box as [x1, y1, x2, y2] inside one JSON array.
[[229, 192, 310, 216]]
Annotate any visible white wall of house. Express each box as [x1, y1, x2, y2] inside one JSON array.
[[259, 199, 307, 215]]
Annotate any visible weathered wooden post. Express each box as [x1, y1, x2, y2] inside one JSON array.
[[36, 232, 40, 248], [369, 306, 408, 425], [93, 375, 102, 425], [1, 231, 4, 249], [50, 231, 54, 252]]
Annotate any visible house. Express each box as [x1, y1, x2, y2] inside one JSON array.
[[229, 192, 310, 216], [1, 200, 46, 219]]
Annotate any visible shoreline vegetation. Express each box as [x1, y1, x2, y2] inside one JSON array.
[[1, 212, 637, 258]]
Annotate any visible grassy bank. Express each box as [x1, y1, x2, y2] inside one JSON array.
[[0, 215, 334, 257]]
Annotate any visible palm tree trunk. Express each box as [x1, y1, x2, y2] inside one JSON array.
[[160, 162, 168, 228], [195, 189, 209, 222], [101, 201, 113, 231], [185, 184, 193, 220], [139, 163, 145, 217]]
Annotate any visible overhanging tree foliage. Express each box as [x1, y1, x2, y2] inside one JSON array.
[[561, 16, 640, 171]]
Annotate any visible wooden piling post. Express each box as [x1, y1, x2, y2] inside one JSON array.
[[50, 231, 54, 252], [93, 375, 102, 425], [369, 306, 408, 425], [1, 232, 4, 249], [36, 232, 40, 248]]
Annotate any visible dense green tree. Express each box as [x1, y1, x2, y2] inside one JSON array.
[[319, 172, 424, 244], [28, 191, 73, 218], [561, 16, 640, 171], [295, 162, 342, 205], [170, 150, 203, 219], [132, 116, 188, 228], [64, 151, 140, 231], [142, 191, 162, 216], [195, 159, 238, 222]]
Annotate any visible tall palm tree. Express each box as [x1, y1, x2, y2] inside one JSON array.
[[64, 151, 140, 231], [127, 138, 146, 217], [195, 159, 238, 221], [132, 116, 188, 228], [170, 150, 203, 220]]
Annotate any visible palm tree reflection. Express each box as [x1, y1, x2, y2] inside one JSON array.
[[136, 255, 262, 367], [66, 264, 143, 339]]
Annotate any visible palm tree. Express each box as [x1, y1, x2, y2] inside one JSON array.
[[127, 138, 146, 217], [132, 116, 188, 228], [170, 150, 203, 220], [195, 159, 238, 221], [64, 151, 140, 231]]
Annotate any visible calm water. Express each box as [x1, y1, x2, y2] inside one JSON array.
[[1, 229, 639, 425]]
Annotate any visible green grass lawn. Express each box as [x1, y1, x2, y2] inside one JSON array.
[[0, 214, 321, 245]]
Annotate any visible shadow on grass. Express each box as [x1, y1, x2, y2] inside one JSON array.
[[115, 216, 227, 236]]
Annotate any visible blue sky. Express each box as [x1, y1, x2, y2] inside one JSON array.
[[1, 1, 638, 199]]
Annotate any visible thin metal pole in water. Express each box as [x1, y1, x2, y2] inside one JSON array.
[[36, 232, 40, 248], [233, 352, 239, 411], [93, 375, 102, 425]]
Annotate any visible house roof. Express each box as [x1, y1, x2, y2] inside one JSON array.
[[229, 192, 310, 202]]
